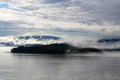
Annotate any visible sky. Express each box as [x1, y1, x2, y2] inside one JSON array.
[[0, 0, 120, 40]]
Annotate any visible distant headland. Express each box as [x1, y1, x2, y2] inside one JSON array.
[[11, 43, 101, 54]]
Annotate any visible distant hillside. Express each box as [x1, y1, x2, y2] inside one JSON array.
[[11, 43, 101, 54], [0, 35, 63, 46], [97, 38, 120, 43], [0, 42, 14, 46], [102, 48, 120, 51], [18, 35, 60, 40]]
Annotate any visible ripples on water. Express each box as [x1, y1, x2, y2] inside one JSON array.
[[0, 47, 120, 80]]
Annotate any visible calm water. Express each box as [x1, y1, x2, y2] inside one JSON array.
[[0, 47, 120, 80]]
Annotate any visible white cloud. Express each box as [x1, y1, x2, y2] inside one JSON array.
[[0, 0, 119, 40]]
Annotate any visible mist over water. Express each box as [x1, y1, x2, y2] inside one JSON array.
[[0, 47, 120, 80]]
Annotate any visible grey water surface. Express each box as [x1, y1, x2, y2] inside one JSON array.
[[0, 47, 120, 80]]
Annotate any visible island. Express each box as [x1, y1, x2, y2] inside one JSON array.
[[11, 43, 101, 54]]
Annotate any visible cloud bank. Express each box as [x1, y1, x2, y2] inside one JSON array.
[[0, 0, 120, 43]]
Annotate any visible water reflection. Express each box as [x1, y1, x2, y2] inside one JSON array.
[[0, 51, 120, 80]]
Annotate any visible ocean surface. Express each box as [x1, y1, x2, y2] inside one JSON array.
[[0, 47, 120, 80]]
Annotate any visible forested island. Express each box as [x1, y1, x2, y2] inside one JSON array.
[[11, 43, 101, 54]]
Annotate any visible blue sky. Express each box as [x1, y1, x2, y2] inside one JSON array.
[[0, 0, 120, 39], [0, 3, 9, 8]]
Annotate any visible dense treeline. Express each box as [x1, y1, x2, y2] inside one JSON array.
[[11, 43, 101, 54]]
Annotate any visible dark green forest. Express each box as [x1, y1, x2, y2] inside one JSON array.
[[11, 43, 101, 54]]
